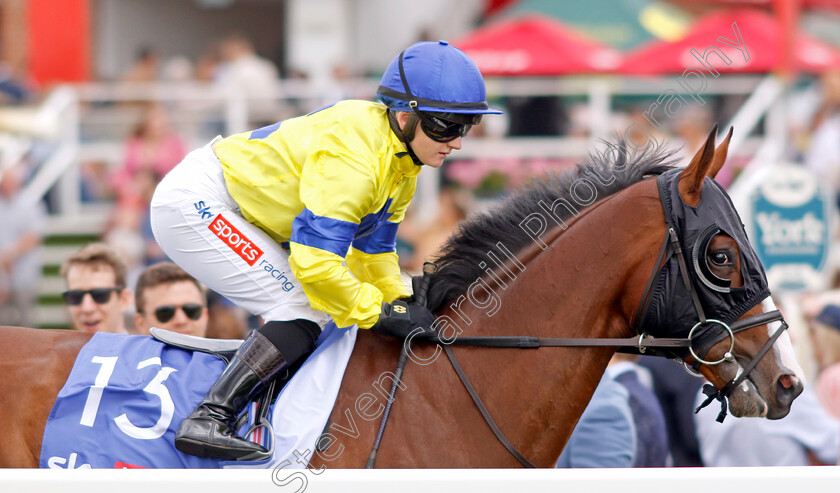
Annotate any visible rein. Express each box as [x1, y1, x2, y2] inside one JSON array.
[[364, 261, 786, 468], [366, 193, 789, 468], [444, 309, 784, 353]]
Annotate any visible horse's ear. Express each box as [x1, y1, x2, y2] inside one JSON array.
[[708, 126, 733, 179], [679, 123, 718, 207]]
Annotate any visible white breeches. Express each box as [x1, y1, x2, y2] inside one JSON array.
[[149, 139, 330, 328]]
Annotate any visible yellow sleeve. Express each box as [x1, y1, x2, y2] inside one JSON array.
[[344, 176, 414, 306], [288, 149, 384, 329], [288, 244, 384, 329], [346, 247, 410, 303]]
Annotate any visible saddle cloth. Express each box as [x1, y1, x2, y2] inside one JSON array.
[[39, 323, 357, 469]]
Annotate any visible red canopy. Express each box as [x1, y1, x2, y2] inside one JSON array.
[[671, 0, 840, 12], [453, 15, 622, 75], [618, 8, 840, 74]]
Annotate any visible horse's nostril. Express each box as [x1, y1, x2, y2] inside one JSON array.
[[776, 374, 803, 402], [779, 374, 795, 389]]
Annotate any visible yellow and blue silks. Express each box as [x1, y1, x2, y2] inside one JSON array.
[[214, 100, 417, 329]]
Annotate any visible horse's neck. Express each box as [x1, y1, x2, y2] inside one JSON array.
[[431, 179, 666, 465], [441, 179, 664, 340], [323, 180, 667, 468]]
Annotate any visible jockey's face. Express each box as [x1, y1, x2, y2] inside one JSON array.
[[397, 111, 462, 168], [134, 280, 208, 337], [64, 264, 131, 334]]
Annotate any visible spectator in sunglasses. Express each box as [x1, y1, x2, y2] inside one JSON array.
[[133, 262, 208, 337], [60, 242, 132, 334], [150, 40, 501, 460]]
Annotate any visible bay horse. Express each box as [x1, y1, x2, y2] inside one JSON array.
[[0, 126, 804, 468]]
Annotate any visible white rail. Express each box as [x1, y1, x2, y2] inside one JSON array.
[[1, 467, 839, 493], [9, 74, 771, 219], [722, 74, 785, 157], [0, 86, 80, 214]]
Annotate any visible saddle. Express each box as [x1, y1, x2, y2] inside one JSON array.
[[149, 327, 243, 363]]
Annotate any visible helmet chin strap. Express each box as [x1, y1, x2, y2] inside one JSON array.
[[387, 110, 424, 166]]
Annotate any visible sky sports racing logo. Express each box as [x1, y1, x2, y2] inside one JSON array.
[[209, 214, 264, 266]]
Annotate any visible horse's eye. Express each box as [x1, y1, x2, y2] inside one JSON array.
[[709, 251, 731, 266]]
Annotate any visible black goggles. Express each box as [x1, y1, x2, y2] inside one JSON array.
[[63, 287, 123, 306], [153, 303, 204, 323], [418, 112, 481, 143]]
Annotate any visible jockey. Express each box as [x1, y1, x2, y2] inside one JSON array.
[[150, 40, 501, 461]]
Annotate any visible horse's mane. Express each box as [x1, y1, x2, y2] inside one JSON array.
[[426, 139, 682, 312]]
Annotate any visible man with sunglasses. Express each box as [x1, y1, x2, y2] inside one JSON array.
[[133, 262, 208, 337], [150, 40, 501, 460], [60, 242, 133, 334]]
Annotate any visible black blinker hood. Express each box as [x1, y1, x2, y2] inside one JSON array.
[[638, 168, 771, 356]]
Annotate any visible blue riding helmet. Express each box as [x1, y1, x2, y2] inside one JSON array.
[[378, 41, 501, 148], [377, 40, 502, 116]]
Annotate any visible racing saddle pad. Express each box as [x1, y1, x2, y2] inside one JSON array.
[[40, 323, 357, 469]]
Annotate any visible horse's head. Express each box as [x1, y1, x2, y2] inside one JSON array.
[[636, 125, 804, 419]]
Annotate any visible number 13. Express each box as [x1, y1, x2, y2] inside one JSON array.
[[79, 356, 177, 440]]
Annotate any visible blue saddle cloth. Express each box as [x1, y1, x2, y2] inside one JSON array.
[[40, 333, 229, 468]]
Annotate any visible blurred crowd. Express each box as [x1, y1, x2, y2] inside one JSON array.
[[0, 28, 840, 469]]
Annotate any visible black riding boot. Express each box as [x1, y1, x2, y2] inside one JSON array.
[[175, 320, 318, 461]]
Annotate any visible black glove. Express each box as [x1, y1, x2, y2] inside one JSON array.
[[371, 299, 436, 339]]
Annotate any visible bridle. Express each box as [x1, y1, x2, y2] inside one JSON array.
[[365, 177, 790, 469], [631, 226, 789, 423]]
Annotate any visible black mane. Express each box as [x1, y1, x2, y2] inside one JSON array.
[[426, 140, 682, 312]]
